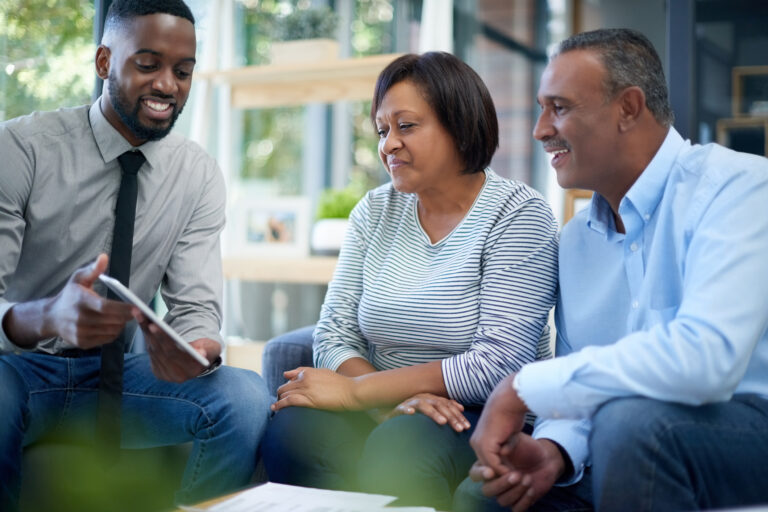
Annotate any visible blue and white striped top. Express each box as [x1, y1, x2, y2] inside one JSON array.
[[313, 169, 559, 405]]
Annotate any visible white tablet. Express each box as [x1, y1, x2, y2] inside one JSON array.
[[99, 274, 210, 367]]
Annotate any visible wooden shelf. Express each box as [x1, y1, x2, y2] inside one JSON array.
[[717, 117, 768, 157], [196, 53, 402, 108], [223, 256, 337, 284], [732, 65, 768, 117]]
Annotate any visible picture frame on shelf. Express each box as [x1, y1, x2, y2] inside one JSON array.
[[716, 117, 768, 157], [227, 196, 311, 258], [732, 66, 768, 117], [564, 189, 593, 224]]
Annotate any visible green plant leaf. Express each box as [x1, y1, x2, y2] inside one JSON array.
[[316, 186, 364, 219]]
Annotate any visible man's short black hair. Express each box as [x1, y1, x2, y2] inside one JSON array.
[[104, 0, 195, 34], [371, 52, 499, 174]]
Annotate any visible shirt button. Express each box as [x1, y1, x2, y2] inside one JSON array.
[[632, 301, 639, 309], [644, 214, 650, 221], [630, 243, 639, 252]]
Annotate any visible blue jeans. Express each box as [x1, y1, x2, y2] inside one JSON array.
[[0, 352, 270, 510], [263, 406, 484, 511], [261, 325, 315, 398], [590, 395, 768, 511]]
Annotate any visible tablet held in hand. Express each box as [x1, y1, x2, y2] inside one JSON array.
[[98, 274, 210, 367]]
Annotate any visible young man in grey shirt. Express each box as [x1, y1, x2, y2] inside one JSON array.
[[0, 1, 270, 509]]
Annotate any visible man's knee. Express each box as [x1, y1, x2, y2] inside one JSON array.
[[203, 367, 270, 438], [589, 396, 695, 510], [590, 396, 665, 459]]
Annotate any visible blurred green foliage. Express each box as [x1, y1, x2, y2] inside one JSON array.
[[272, 6, 338, 41], [21, 440, 184, 512], [0, 0, 94, 121], [316, 184, 365, 219]]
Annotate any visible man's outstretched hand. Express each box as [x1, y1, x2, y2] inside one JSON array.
[[4, 254, 133, 349]]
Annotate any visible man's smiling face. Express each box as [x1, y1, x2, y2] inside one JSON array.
[[99, 12, 196, 145], [533, 49, 622, 191]]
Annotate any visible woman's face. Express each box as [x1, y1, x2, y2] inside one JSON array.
[[375, 80, 465, 195]]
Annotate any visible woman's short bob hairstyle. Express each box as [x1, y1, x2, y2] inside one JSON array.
[[371, 52, 499, 174]]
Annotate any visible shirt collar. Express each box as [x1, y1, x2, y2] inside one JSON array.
[[88, 100, 162, 169], [622, 127, 685, 223], [587, 127, 685, 235]]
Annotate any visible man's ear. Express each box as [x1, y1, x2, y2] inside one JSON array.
[[617, 86, 645, 132], [95, 45, 111, 80]]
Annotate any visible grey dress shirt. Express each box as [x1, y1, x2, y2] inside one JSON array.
[[0, 102, 225, 354]]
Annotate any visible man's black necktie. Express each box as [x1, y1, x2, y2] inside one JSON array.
[[97, 150, 145, 454]]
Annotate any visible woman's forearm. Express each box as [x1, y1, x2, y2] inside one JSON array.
[[337, 357, 377, 377], [350, 360, 448, 408]]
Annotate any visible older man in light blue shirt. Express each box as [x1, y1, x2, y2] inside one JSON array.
[[461, 28, 768, 512]]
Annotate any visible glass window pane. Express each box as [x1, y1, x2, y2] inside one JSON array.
[[0, 0, 94, 121]]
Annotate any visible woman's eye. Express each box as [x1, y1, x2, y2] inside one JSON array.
[[377, 129, 387, 138], [399, 123, 413, 130]]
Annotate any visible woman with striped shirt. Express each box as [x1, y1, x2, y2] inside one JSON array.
[[262, 52, 558, 510]]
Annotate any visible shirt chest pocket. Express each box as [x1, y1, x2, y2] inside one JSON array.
[[646, 276, 682, 324]]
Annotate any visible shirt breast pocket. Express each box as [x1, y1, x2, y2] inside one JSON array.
[[648, 279, 681, 324]]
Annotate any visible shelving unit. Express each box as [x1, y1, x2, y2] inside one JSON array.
[[197, 53, 402, 109], [717, 117, 768, 157], [716, 66, 768, 158], [223, 256, 337, 284]]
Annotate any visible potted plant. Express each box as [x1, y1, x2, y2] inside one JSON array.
[[310, 185, 363, 255], [269, 6, 340, 65]]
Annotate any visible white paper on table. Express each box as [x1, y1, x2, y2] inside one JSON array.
[[200, 482, 431, 512]]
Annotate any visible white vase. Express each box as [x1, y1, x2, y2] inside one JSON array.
[[310, 218, 349, 255]]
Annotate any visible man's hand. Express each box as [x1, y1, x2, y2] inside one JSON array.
[[47, 254, 135, 348], [470, 435, 565, 512], [272, 367, 359, 412], [386, 392, 471, 432], [470, 373, 529, 477], [5, 254, 134, 349], [135, 310, 220, 382]]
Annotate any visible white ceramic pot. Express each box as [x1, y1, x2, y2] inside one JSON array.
[[310, 218, 349, 255]]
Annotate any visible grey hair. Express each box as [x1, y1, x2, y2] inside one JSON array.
[[554, 28, 674, 127]]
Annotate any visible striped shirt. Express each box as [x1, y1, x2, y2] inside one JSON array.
[[313, 169, 559, 405]]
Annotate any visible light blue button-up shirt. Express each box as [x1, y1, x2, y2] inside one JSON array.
[[517, 128, 768, 483]]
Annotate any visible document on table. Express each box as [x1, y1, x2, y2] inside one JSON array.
[[183, 482, 436, 512]]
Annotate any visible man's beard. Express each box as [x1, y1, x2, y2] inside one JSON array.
[[107, 71, 184, 142]]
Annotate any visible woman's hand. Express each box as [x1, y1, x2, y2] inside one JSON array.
[[386, 393, 471, 432], [271, 367, 359, 412]]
